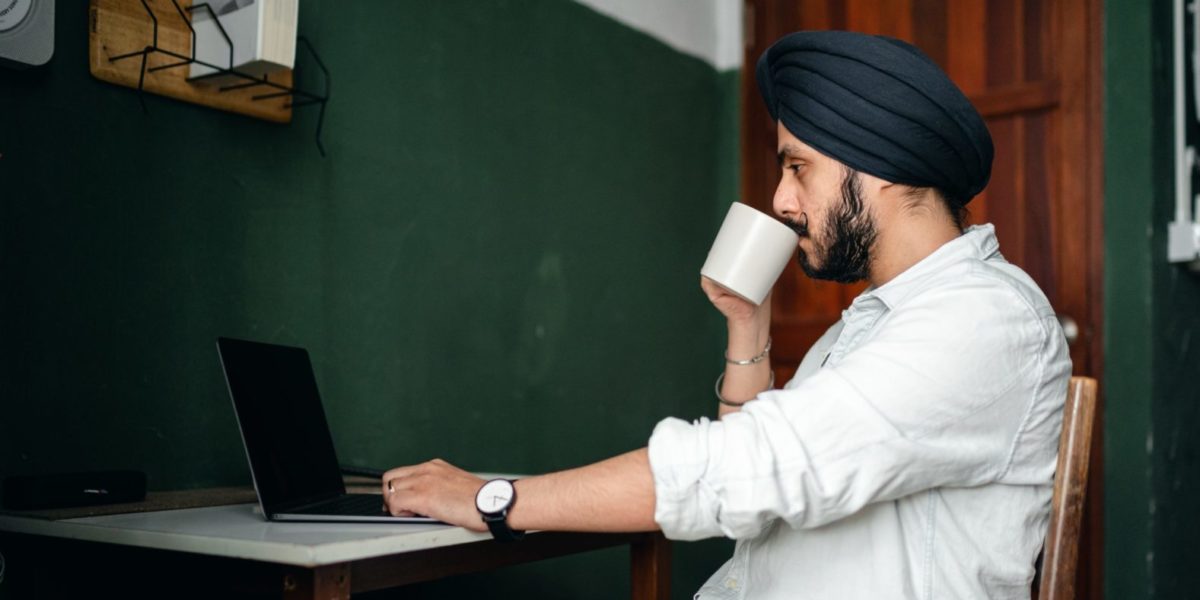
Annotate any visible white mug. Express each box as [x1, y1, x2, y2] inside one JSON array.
[[701, 202, 799, 305]]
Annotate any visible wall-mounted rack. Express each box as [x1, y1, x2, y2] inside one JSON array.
[[88, 0, 330, 156]]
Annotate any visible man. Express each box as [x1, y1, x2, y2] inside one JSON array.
[[382, 30, 1071, 599]]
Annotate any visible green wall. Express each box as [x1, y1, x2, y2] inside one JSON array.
[[0, 1, 739, 597], [1105, 0, 1200, 598]]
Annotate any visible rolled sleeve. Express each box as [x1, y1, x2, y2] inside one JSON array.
[[647, 416, 728, 540]]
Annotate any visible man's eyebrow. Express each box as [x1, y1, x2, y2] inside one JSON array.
[[776, 144, 805, 166]]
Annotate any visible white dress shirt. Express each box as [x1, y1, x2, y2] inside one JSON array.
[[649, 225, 1071, 599]]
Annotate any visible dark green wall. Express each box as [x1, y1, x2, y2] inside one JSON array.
[[1105, 0, 1200, 598], [0, 1, 738, 597]]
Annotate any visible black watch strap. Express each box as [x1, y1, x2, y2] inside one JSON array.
[[482, 512, 525, 542]]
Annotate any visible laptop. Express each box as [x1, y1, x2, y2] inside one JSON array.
[[216, 337, 436, 523]]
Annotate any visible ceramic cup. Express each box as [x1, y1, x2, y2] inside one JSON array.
[[700, 202, 800, 305]]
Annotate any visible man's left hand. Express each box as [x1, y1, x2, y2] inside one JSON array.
[[381, 459, 488, 532]]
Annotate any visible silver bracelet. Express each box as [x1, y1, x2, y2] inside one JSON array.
[[715, 371, 775, 407], [725, 336, 772, 365]]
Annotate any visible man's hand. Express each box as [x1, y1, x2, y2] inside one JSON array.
[[381, 459, 487, 531], [701, 277, 774, 337], [701, 276, 766, 324]]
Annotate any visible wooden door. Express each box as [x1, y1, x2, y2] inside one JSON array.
[[741, 1, 1105, 597]]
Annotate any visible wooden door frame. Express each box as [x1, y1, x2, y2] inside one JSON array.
[[1069, 0, 1106, 596]]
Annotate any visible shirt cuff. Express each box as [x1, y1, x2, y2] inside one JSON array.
[[647, 416, 727, 541]]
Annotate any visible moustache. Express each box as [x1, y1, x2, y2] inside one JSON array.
[[786, 212, 810, 237]]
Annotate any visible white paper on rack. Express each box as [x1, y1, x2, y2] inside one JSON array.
[[188, 0, 297, 84]]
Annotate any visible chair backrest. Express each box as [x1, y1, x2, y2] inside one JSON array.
[[1037, 376, 1098, 600]]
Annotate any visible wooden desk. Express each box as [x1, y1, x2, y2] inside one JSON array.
[[0, 503, 670, 598]]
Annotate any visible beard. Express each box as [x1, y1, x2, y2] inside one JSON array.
[[787, 168, 878, 283]]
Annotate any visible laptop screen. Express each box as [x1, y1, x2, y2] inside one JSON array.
[[217, 337, 346, 511]]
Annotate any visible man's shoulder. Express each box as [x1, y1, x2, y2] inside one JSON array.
[[871, 257, 1062, 362], [877, 225, 1055, 325], [898, 253, 1056, 323]]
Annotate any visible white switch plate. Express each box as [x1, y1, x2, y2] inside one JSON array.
[[1168, 219, 1200, 262], [0, 0, 53, 69]]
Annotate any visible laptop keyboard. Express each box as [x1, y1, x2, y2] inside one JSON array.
[[294, 493, 389, 516]]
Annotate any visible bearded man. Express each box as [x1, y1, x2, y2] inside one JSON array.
[[381, 30, 1071, 600]]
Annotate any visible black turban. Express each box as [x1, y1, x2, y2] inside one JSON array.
[[756, 30, 993, 205]]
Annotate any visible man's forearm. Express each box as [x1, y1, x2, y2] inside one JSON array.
[[507, 448, 658, 532]]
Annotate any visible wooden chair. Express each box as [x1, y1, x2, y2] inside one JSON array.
[[1036, 376, 1099, 600]]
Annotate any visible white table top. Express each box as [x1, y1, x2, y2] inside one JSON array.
[[0, 503, 491, 567]]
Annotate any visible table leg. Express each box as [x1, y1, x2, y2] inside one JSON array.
[[630, 532, 671, 600], [282, 563, 351, 600]]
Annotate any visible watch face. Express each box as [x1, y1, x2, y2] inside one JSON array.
[[475, 479, 514, 514]]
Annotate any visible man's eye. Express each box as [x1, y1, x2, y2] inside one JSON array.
[[788, 164, 804, 174]]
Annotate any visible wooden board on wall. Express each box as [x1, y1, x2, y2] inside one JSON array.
[[88, 0, 292, 123]]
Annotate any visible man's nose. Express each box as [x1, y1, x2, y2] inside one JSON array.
[[773, 178, 800, 221]]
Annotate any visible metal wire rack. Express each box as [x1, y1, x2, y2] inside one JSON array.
[[107, 0, 330, 156]]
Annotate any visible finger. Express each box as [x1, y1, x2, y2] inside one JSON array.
[[381, 499, 419, 517], [383, 482, 427, 517], [385, 501, 420, 517], [382, 476, 420, 506], [382, 494, 420, 517], [383, 474, 425, 499], [382, 483, 409, 515], [700, 279, 723, 302], [380, 465, 420, 495]]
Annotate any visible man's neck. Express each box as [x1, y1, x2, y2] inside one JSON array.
[[867, 218, 963, 288]]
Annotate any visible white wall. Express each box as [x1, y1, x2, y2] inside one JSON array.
[[574, 0, 743, 71]]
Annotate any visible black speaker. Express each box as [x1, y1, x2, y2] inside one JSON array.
[[2, 470, 146, 510]]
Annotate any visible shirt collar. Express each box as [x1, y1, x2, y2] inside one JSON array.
[[855, 224, 1000, 311]]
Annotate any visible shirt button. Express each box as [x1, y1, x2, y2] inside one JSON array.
[[725, 578, 739, 590]]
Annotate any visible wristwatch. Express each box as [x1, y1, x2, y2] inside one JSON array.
[[475, 478, 525, 542]]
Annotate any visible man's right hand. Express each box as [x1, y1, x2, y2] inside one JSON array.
[[701, 276, 771, 330]]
